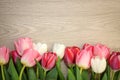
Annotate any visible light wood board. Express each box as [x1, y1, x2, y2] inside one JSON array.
[[0, 0, 120, 76]]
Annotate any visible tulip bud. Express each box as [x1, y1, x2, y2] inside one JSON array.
[[76, 44, 93, 69], [53, 43, 65, 59], [0, 46, 9, 65], [14, 37, 33, 56], [94, 43, 110, 59], [64, 46, 80, 67], [33, 42, 47, 55], [108, 52, 120, 70], [83, 43, 93, 51], [21, 49, 42, 67], [11, 50, 21, 63], [91, 56, 106, 73], [41, 52, 57, 71]]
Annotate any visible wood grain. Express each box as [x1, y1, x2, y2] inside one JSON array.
[[0, 0, 120, 76]]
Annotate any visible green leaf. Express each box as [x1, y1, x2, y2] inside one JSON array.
[[117, 71, 120, 80], [113, 71, 120, 80], [27, 67, 37, 80], [106, 65, 110, 80], [4, 66, 10, 80], [67, 69, 76, 80], [36, 61, 45, 80], [90, 70, 95, 80], [46, 67, 58, 80], [0, 67, 2, 80], [82, 70, 89, 80], [75, 66, 82, 80], [102, 73, 107, 80], [7, 58, 19, 80], [16, 58, 27, 80], [56, 57, 65, 80]]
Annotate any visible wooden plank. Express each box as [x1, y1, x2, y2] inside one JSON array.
[[0, 0, 120, 77]]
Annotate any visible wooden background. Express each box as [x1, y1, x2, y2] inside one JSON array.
[[0, 0, 120, 76]]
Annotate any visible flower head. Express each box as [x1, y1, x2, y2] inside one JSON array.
[[41, 52, 57, 71], [33, 42, 47, 55], [76, 44, 93, 69], [94, 43, 110, 59], [91, 56, 106, 73], [64, 46, 80, 67], [21, 49, 42, 67], [53, 43, 65, 59], [0, 46, 9, 65], [14, 37, 33, 56], [11, 50, 21, 63], [108, 52, 120, 70]]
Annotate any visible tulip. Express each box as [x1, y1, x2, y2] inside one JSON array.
[[11, 50, 21, 63], [19, 49, 42, 80], [53, 43, 65, 59], [0, 46, 10, 80], [64, 46, 80, 67], [41, 52, 57, 71], [33, 42, 47, 55], [76, 45, 93, 69], [0, 46, 10, 65], [21, 49, 42, 67], [108, 52, 120, 70], [14, 37, 33, 56], [83, 43, 93, 51], [91, 56, 106, 73], [94, 43, 110, 59]]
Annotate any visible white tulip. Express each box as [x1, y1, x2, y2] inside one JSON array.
[[91, 56, 106, 73], [33, 42, 47, 55], [53, 43, 65, 59]]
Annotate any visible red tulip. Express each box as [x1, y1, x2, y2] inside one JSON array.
[[21, 49, 42, 67], [41, 52, 57, 71], [11, 50, 21, 63], [76, 44, 93, 69], [0, 46, 9, 65], [14, 37, 33, 56], [108, 52, 120, 70], [64, 46, 80, 67], [94, 43, 110, 59]]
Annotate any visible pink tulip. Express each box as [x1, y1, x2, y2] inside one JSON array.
[[0, 46, 9, 65], [76, 44, 93, 69], [64, 46, 80, 67], [94, 43, 110, 59], [108, 52, 120, 70], [11, 50, 21, 63], [83, 43, 93, 51], [21, 49, 42, 67], [41, 52, 57, 71], [14, 37, 33, 56]]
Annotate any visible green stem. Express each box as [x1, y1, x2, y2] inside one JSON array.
[[80, 68, 83, 74], [44, 70, 46, 80], [111, 70, 115, 80], [98, 74, 100, 80], [36, 67, 39, 79], [19, 65, 26, 80], [1, 65, 5, 80]]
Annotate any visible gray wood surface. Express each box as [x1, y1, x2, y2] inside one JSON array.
[[0, 0, 120, 76]]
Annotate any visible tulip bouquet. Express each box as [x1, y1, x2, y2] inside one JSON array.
[[0, 37, 120, 80]]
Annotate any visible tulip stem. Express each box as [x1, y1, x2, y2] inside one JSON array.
[[19, 65, 26, 80], [44, 70, 46, 79], [1, 65, 5, 80], [111, 70, 115, 80], [98, 74, 100, 80], [36, 67, 39, 79], [80, 68, 83, 74]]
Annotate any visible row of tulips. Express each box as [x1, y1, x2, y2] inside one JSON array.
[[0, 37, 120, 80]]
